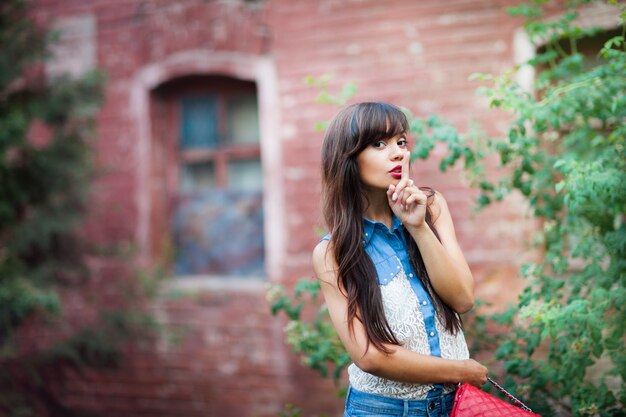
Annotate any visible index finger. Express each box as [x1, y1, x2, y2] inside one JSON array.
[[392, 152, 411, 201], [401, 152, 410, 182]]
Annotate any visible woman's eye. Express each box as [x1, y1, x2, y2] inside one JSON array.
[[372, 141, 385, 148], [398, 138, 408, 147]]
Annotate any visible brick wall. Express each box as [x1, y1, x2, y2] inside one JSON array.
[[27, 0, 543, 416], [267, 0, 531, 296]]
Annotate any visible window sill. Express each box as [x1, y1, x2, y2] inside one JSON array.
[[161, 274, 267, 295]]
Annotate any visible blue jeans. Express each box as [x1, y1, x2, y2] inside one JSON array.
[[344, 386, 456, 417]]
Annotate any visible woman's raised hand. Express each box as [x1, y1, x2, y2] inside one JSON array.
[[387, 155, 428, 229]]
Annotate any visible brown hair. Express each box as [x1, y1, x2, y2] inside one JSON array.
[[320, 102, 462, 354]]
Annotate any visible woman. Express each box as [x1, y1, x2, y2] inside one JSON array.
[[312, 102, 488, 417]]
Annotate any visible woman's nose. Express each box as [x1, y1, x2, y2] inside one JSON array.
[[390, 146, 406, 161]]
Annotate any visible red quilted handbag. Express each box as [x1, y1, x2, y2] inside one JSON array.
[[450, 378, 541, 417]]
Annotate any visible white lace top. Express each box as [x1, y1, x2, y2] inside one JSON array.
[[325, 215, 470, 400], [347, 267, 470, 399]]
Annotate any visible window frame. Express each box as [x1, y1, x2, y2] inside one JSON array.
[[175, 79, 261, 189], [150, 74, 265, 278]]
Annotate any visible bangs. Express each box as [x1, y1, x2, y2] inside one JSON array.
[[350, 102, 408, 153]]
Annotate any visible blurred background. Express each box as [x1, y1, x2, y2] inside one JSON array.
[[1, 0, 623, 416]]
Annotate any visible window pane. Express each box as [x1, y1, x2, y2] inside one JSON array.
[[173, 190, 265, 277], [228, 159, 263, 191], [180, 96, 218, 149], [226, 94, 259, 145], [168, 77, 265, 278], [179, 161, 215, 193]]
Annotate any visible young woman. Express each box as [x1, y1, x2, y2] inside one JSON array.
[[312, 102, 488, 417]]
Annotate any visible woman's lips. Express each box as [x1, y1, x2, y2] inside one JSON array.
[[389, 165, 402, 179]]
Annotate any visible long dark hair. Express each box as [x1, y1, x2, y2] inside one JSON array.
[[320, 102, 462, 354]]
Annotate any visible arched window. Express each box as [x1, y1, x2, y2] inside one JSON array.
[[151, 75, 264, 278]]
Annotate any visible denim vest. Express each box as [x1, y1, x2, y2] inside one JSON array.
[[322, 215, 442, 358]]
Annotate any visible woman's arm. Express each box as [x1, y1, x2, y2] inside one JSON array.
[[312, 239, 487, 386], [389, 158, 475, 313], [404, 191, 475, 313]]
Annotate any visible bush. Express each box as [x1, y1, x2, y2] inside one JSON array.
[[411, 2, 625, 415], [0, 2, 158, 415]]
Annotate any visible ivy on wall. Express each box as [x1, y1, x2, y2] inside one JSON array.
[[0, 2, 158, 415]]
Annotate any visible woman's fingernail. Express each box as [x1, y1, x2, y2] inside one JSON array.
[[392, 193, 398, 201]]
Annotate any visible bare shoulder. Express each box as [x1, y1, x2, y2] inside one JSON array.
[[312, 239, 331, 267], [312, 239, 339, 287], [432, 190, 450, 210], [429, 190, 451, 223], [430, 190, 461, 234]]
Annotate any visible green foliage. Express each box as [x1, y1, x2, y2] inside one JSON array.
[[410, 1, 626, 415], [0, 2, 158, 416], [0, 0, 103, 347], [304, 74, 357, 131], [269, 279, 351, 383], [277, 403, 303, 417]]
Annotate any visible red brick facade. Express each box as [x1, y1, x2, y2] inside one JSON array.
[[26, 0, 614, 416]]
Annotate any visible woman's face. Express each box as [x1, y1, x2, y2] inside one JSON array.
[[356, 133, 410, 192]]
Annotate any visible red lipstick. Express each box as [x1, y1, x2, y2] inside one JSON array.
[[389, 165, 402, 179]]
